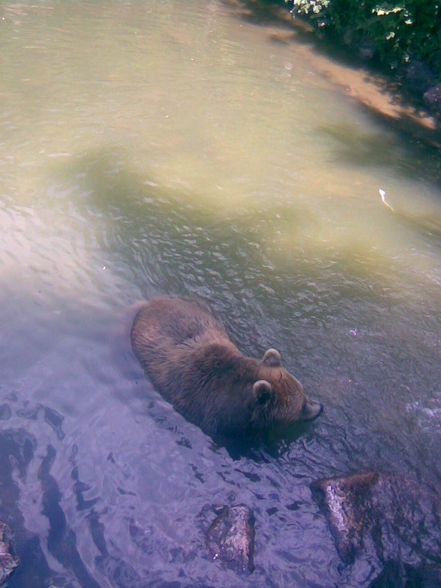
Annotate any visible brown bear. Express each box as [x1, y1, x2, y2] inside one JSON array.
[[131, 298, 322, 438]]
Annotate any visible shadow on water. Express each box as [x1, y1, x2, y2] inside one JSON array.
[[52, 146, 408, 299], [213, 418, 317, 460], [319, 122, 441, 192], [48, 150, 336, 330], [320, 123, 418, 171], [224, 0, 296, 28], [55, 147, 272, 294]]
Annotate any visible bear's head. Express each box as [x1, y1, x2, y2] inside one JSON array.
[[251, 348, 322, 430]]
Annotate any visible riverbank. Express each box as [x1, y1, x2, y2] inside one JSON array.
[[227, 0, 441, 152], [282, 1, 441, 116]]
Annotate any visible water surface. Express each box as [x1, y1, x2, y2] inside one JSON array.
[[1, 1, 441, 586]]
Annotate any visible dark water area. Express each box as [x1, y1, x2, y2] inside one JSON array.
[[1, 1, 441, 587]]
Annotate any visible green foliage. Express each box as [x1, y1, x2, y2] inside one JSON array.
[[286, 0, 441, 80]]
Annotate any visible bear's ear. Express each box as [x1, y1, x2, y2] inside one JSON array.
[[262, 348, 281, 367], [253, 380, 273, 405]]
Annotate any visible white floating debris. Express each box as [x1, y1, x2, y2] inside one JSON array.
[[47, 152, 71, 158], [379, 188, 394, 211], [349, 328, 358, 337]]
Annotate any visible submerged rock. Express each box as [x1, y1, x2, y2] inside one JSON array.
[[0, 521, 19, 586], [206, 505, 255, 573], [310, 471, 379, 563], [311, 470, 441, 582]]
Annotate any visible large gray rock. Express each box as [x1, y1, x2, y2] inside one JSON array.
[[0, 521, 19, 586], [206, 505, 255, 573], [311, 471, 379, 564], [311, 471, 441, 579]]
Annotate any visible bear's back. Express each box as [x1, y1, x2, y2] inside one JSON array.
[[131, 298, 227, 347], [131, 298, 232, 391], [130, 297, 322, 437]]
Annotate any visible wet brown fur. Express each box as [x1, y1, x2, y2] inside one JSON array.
[[131, 298, 316, 437]]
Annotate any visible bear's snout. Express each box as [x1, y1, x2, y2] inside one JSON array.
[[301, 399, 323, 422]]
